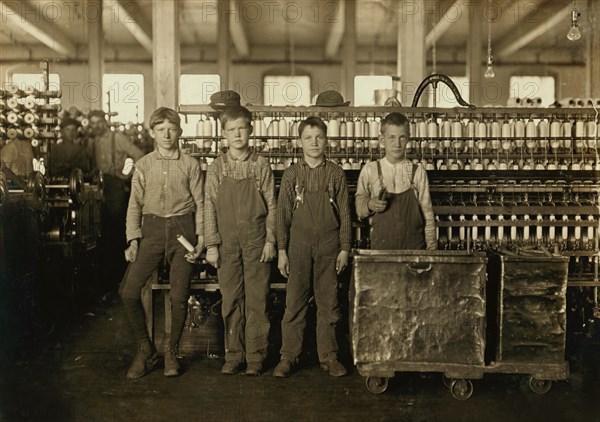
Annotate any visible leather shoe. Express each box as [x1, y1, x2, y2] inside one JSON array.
[[127, 342, 160, 379], [221, 361, 241, 375], [273, 359, 293, 378], [245, 362, 263, 376], [164, 345, 181, 377], [320, 359, 347, 377]]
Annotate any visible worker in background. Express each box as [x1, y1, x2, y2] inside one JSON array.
[[121, 107, 203, 378], [355, 112, 436, 250], [274, 116, 351, 378], [204, 105, 276, 377], [88, 110, 144, 291], [50, 117, 89, 178]]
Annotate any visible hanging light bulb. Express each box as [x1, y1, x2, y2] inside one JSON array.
[[485, 56, 495, 79], [567, 6, 582, 41], [484, 0, 495, 79]]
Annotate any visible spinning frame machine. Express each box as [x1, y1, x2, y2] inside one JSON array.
[[178, 78, 600, 335]]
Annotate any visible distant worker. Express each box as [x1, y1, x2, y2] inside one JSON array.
[[50, 117, 89, 178], [88, 110, 144, 290]]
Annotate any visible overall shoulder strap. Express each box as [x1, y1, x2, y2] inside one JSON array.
[[325, 161, 335, 200]]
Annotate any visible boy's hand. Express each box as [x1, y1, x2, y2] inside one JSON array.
[[206, 246, 220, 268], [184, 235, 204, 263], [260, 242, 276, 263], [336, 250, 349, 275], [278, 250, 289, 278], [124, 240, 138, 262], [367, 198, 388, 213]]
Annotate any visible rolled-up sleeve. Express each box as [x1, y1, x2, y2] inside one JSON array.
[[355, 165, 374, 220]]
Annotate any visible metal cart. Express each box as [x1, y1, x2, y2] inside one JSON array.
[[484, 251, 570, 394], [351, 249, 488, 400]]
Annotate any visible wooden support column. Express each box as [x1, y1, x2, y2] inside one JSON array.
[[218, 0, 230, 89], [397, 0, 426, 106], [586, 0, 600, 97], [153, 0, 180, 110], [466, 1, 483, 106], [87, 0, 103, 110], [341, 1, 355, 104]]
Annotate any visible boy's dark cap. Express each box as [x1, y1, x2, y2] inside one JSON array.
[[60, 116, 80, 128], [209, 90, 241, 110], [313, 90, 350, 107]]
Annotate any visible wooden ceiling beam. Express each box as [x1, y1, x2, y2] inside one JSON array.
[[325, 0, 344, 59], [229, 0, 249, 58], [113, 0, 152, 53], [496, 2, 572, 59], [425, 0, 462, 49], [0, 0, 76, 56]]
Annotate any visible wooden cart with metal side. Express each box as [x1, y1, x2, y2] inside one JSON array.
[[351, 249, 488, 400], [484, 251, 570, 394]]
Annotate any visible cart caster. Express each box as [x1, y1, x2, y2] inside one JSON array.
[[442, 374, 453, 389], [528, 376, 552, 395], [365, 377, 389, 394], [450, 379, 473, 400]]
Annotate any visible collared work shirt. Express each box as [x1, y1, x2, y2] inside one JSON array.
[[126, 149, 204, 242], [92, 130, 144, 178], [356, 157, 436, 249], [277, 158, 352, 251], [204, 149, 276, 247]]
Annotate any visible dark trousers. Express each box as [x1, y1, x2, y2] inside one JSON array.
[[121, 214, 195, 348], [280, 231, 340, 363], [218, 238, 270, 364]]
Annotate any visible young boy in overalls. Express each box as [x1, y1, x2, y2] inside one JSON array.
[[121, 107, 204, 378], [204, 106, 277, 376], [355, 112, 436, 250], [274, 116, 352, 378]]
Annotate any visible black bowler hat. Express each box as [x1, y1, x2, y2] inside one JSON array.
[[314, 90, 351, 107], [209, 90, 241, 110]]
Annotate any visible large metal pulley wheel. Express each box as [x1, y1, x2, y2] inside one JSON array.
[[69, 168, 85, 206], [26, 171, 46, 210], [91, 169, 104, 201]]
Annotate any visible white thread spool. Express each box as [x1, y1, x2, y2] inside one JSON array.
[[176, 234, 195, 252]]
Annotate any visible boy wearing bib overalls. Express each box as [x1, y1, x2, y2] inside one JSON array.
[[274, 116, 352, 378], [204, 106, 277, 376], [356, 112, 436, 250]]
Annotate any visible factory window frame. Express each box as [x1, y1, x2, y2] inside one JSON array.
[[431, 76, 469, 108], [509, 76, 555, 107], [180, 74, 221, 136], [9, 73, 61, 104], [263, 75, 311, 106], [354, 76, 393, 106], [102, 74, 144, 124]]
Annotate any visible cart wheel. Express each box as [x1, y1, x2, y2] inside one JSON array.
[[528, 376, 552, 395], [450, 379, 473, 400], [442, 374, 453, 389], [365, 377, 389, 394]]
